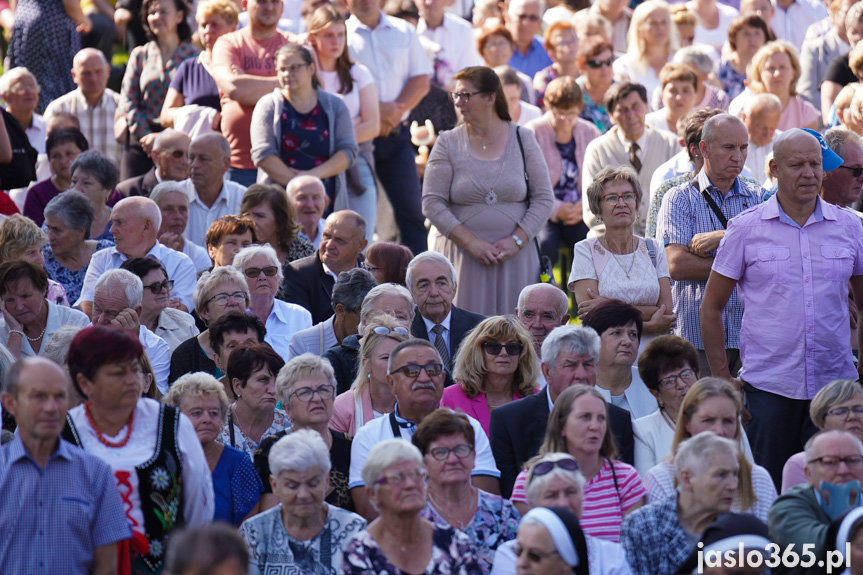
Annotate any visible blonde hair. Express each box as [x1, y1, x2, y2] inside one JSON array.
[[351, 315, 410, 395], [747, 40, 802, 97], [162, 372, 230, 426], [627, 0, 677, 74], [196, 0, 239, 25], [540, 385, 616, 459], [275, 353, 337, 405], [0, 214, 47, 261]]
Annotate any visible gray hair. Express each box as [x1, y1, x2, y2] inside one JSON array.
[[672, 46, 714, 77], [43, 190, 95, 238], [43, 325, 85, 367], [674, 431, 739, 488], [193, 266, 249, 316], [810, 379, 863, 428], [70, 150, 119, 192], [286, 174, 325, 198], [275, 353, 337, 405], [331, 268, 377, 313], [405, 251, 458, 291], [232, 244, 284, 284], [825, 128, 863, 160], [805, 429, 863, 463], [114, 196, 162, 233], [742, 92, 782, 117], [362, 438, 424, 488], [0, 67, 39, 97], [359, 283, 415, 326], [191, 132, 231, 159], [525, 452, 586, 507], [517, 283, 569, 318], [95, 268, 143, 308], [847, 2, 863, 31], [269, 428, 332, 479], [540, 325, 600, 370], [150, 181, 190, 207], [701, 113, 745, 145]]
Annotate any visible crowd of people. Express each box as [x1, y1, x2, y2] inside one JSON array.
[[2, 0, 863, 572]]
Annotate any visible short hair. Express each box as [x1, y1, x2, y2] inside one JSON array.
[[0, 67, 39, 97], [405, 252, 458, 291], [637, 335, 699, 392], [805, 429, 863, 462], [517, 283, 569, 319], [727, 12, 771, 52], [604, 81, 648, 115], [162, 372, 230, 426], [94, 268, 143, 309], [0, 259, 49, 297], [205, 214, 259, 248], [325, 210, 367, 244], [42, 325, 84, 368], [659, 62, 698, 90], [452, 66, 511, 122], [120, 256, 168, 284], [269, 428, 332, 478], [748, 41, 802, 97], [286, 174, 326, 198], [701, 114, 746, 145], [114, 197, 162, 233], [149, 181, 189, 208], [164, 524, 249, 575], [208, 312, 266, 355], [453, 315, 539, 399], [847, 2, 863, 33], [387, 338, 441, 373], [0, 214, 47, 260], [477, 25, 514, 55], [359, 283, 415, 326], [43, 190, 95, 239], [193, 266, 250, 317], [226, 343, 284, 389], [543, 20, 577, 52], [576, 36, 614, 70], [46, 127, 89, 157], [233, 244, 284, 284], [810, 379, 863, 428], [362, 438, 423, 488], [331, 268, 377, 313], [525, 453, 586, 507], [364, 242, 414, 286], [540, 325, 601, 370], [275, 353, 337, 405], [142, 0, 192, 41], [412, 408, 476, 454], [67, 326, 144, 397], [46, 111, 81, 136], [680, 107, 724, 158], [672, 46, 715, 78], [3, 357, 66, 397], [585, 166, 644, 223], [275, 43, 320, 89], [674, 431, 739, 486], [742, 92, 782, 117], [495, 65, 523, 88], [544, 76, 585, 110], [825, 127, 863, 160], [70, 150, 119, 192], [241, 184, 301, 253], [541, 385, 616, 458], [352, 315, 411, 394], [196, 0, 239, 25]]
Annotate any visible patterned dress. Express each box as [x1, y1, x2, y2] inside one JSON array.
[[217, 408, 290, 458], [42, 239, 114, 305]]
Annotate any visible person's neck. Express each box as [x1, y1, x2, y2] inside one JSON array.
[[250, 23, 280, 40], [122, 240, 156, 260], [396, 400, 434, 425], [774, 0, 793, 10], [774, 90, 790, 108], [596, 362, 633, 395], [196, 180, 222, 208], [705, 168, 736, 195], [54, 240, 91, 269], [645, 45, 668, 69], [324, 256, 357, 276], [515, 37, 532, 54], [24, 304, 50, 334], [357, 10, 382, 29], [820, 187, 846, 206], [370, 380, 396, 414], [141, 308, 160, 333], [332, 316, 349, 344], [88, 401, 136, 437], [202, 440, 223, 471], [776, 193, 817, 227], [302, 221, 319, 243], [21, 435, 59, 469], [232, 401, 274, 437], [553, 60, 579, 79], [423, 11, 444, 28], [286, 84, 317, 108], [291, 420, 333, 449], [553, 120, 573, 144], [598, 1, 624, 20], [428, 479, 474, 514], [572, 451, 602, 481], [622, 126, 644, 144], [583, 76, 611, 101], [690, 0, 715, 15], [82, 88, 104, 108], [467, 115, 504, 139], [661, 406, 678, 426], [602, 227, 635, 253], [666, 109, 684, 135], [249, 295, 274, 323], [677, 495, 718, 535], [695, 83, 706, 105], [375, 513, 426, 550], [483, 373, 515, 401], [423, 307, 449, 325], [51, 174, 71, 192], [157, 32, 181, 58], [12, 110, 32, 129], [282, 502, 328, 541]]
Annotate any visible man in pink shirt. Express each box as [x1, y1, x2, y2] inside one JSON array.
[[700, 128, 863, 487]]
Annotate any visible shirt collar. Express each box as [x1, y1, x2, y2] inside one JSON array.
[[546, 386, 554, 411], [615, 126, 649, 151], [392, 401, 418, 432], [321, 261, 339, 281], [421, 310, 452, 334], [7, 433, 70, 465], [761, 194, 833, 226], [188, 178, 229, 208], [349, 11, 393, 31], [75, 88, 108, 110], [696, 168, 748, 199]]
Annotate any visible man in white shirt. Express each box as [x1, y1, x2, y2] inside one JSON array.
[[771, 0, 828, 51], [415, 0, 481, 89], [741, 93, 782, 186], [287, 175, 328, 248], [150, 182, 213, 273]]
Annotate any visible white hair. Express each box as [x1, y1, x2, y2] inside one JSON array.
[[674, 431, 739, 489], [517, 283, 569, 318], [94, 268, 144, 308], [362, 438, 424, 488], [672, 46, 715, 77], [149, 181, 190, 207], [525, 453, 586, 507], [405, 251, 458, 291], [286, 175, 326, 198], [269, 428, 332, 479], [232, 244, 284, 284], [0, 67, 38, 96], [540, 325, 600, 370], [742, 92, 782, 117], [359, 283, 415, 326], [114, 196, 163, 234]]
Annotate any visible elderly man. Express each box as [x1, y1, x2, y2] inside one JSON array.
[[181, 133, 245, 246], [742, 94, 783, 186], [621, 431, 740, 575], [700, 129, 863, 486], [212, 0, 293, 186], [287, 267, 377, 359], [770, 430, 863, 575], [515, 282, 570, 356], [287, 175, 329, 248], [489, 325, 634, 497], [822, 128, 863, 207], [77, 196, 197, 315], [0, 357, 131, 575], [506, 0, 551, 79], [349, 338, 500, 519], [115, 129, 191, 200], [583, 82, 679, 236], [658, 114, 766, 377], [150, 182, 212, 273], [91, 269, 172, 393], [406, 251, 485, 370], [43, 48, 121, 165], [279, 210, 367, 324]]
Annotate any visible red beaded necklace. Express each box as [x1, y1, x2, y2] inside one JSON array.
[[84, 401, 136, 448]]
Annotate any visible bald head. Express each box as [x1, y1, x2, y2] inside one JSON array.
[[320, 210, 368, 272], [770, 129, 823, 211], [73, 47, 108, 68], [773, 129, 821, 164]]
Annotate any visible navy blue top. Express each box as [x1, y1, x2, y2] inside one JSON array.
[[169, 57, 221, 110]]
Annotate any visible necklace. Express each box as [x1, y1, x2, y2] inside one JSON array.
[[84, 401, 135, 448], [660, 408, 677, 430], [604, 237, 637, 279], [428, 487, 477, 530], [22, 326, 47, 342]]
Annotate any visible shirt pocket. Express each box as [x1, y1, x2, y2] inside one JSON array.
[[59, 496, 92, 542], [755, 246, 791, 284], [822, 245, 854, 282]]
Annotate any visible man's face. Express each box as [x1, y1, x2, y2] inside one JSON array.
[[516, 290, 568, 351], [1, 363, 68, 443], [507, 0, 542, 45], [386, 345, 444, 417], [290, 183, 328, 229], [610, 91, 647, 141], [110, 205, 148, 255], [702, 120, 749, 183], [153, 135, 191, 181], [544, 350, 596, 401], [410, 259, 456, 325], [366, 294, 414, 326], [771, 134, 823, 208], [157, 191, 189, 235], [743, 107, 780, 148], [92, 287, 133, 328], [72, 53, 109, 97], [824, 142, 863, 206], [320, 215, 365, 269], [246, 0, 283, 29], [684, 451, 740, 515], [189, 137, 229, 192], [805, 433, 863, 487]]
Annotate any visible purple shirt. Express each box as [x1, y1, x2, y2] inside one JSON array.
[[712, 195, 863, 399], [23, 178, 62, 227]]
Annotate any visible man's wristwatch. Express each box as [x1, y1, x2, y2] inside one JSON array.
[[511, 234, 524, 249]]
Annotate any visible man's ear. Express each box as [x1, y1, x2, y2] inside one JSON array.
[[540, 362, 552, 382], [0, 392, 16, 419], [561, 314, 570, 325]]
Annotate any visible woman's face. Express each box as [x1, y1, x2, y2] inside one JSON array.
[[209, 231, 254, 268], [548, 105, 580, 135], [363, 336, 399, 387], [180, 393, 223, 446], [271, 467, 328, 521], [597, 180, 638, 230], [734, 25, 767, 58], [550, 29, 578, 64], [45, 214, 85, 253], [821, 393, 863, 439], [234, 365, 278, 414], [482, 339, 521, 380], [49, 142, 83, 182], [277, 52, 316, 93], [599, 321, 639, 368], [482, 34, 514, 67], [242, 253, 279, 298], [515, 523, 572, 575], [311, 21, 347, 62], [685, 395, 739, 440], [653, 365, 696, 418], [581, 48, 615, 88], [452, 79, 490, 125], [77, 358, 143, 411], [17, 243, 45, 268], [532, 474, 583, 517], [141, 267, 170, 316], [370, 459, 427, 514], [424, 433, 475, 486], [363, 255, 386, 284], [286, 376, 335, 428], [676, 23, 695, 47], [661, 80, 696, 117], [71, 169, 109, 207], [147, 0, 184, 38], [244, 201, 276, 245], [197, 14, 233, 52], [2, 278, 46, 326], [201, 281, 248, 325], [641, 8, 670, 47], [562, 394, 607, 457], [760, 51, 794, 97], [503, 83, 522, 121], [849, 21, 863, 47]]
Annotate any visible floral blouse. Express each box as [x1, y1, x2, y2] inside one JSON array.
[[280, 100, 336, 201], [533, 65, 560, 109], [42, 239, 114, 305], [576, 76, 613, 134], [718, 59, 746, 101], [217, 408, 290, 459], [341, 523, 483, 575], [419, 490, 519, 574]]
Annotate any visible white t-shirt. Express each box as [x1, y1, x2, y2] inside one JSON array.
[[319, 63, 374, 121], [686, 1, 740, 52]]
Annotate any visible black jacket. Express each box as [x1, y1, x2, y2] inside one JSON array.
[[279, 253, 338, 325], [410, 305, 486, 370], [322, 333, 361, 395], [116, 167, 158, 199]]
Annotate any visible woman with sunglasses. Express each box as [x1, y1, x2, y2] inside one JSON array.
[[120, 257, 199, 353], [442, 315, 539, 436], [412, 408, 520, 573], [575, 37, 615, 134], [233, 244, 312, 359]]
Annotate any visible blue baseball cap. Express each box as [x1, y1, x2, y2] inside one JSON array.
[[802, 128, 844, 172]]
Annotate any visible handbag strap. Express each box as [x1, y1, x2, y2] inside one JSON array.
[[693, 179, 728, 229], [515, 126, 552, 283]]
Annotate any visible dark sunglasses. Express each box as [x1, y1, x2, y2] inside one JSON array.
[[530, 457, 580, 479], [586, 57, 614, 69], [839, 165, 863, 178], [482, 341, 523, 356], [390, 362, 444, 378], [244, 266, 279, 278], [163, 149, 188, 159], [143, 279, 174, 294]]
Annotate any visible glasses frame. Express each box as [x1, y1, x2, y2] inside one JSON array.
[[290, 384, 336, 402], [244, 266, 279, 278], [373, 468, 426, 486], [529, 457, 580, 481], [450, 90, 484, 103], [389, 362, 445, 379], [371, 326, 410, 336], [142, 279, 174, 295], [838, 165, 863, 178], [586, 57, 614, 69], [809, 454, 863, 469], [482, 341, 524, 356], [658, 368, 697, 389], [826, 405, 863, 418], [428, 444, 474, 461], [205, 291, 248, 307]]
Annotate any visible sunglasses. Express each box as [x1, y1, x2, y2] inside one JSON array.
[[482, 341, 523, 356], [513, 544, 560, 563], [839, 165, 863, 178], [530, 457, 580, 480], [390, 362, 444, 378], [371, 326, 410, 336], [143, 279, 174, 295], [163, 148, 188, 159], [244, 266, 279, 278], [586, 57, 614, 69]]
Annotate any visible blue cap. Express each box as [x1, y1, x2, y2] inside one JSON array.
[[802, 128, 844, 172]]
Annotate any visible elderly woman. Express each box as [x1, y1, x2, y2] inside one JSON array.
[[423, 66, 554, 317], [218, 343, 288, 456], [533, 22, 581, 109], [718, 13, 772, 101], [442, 315, 539, 435], [287, 175, 329, 248], [670, 46, 731, 112], [233, 244, 312, 359], [782, 379, 863, 492], [645, 63, 697, 136], [168, 266, 250, 383], [165, 524, 251, 575], [0, 214, 70, 306], [526, 77, 600, 266], [0, 260, 89, 358], [241, 184, 314, 267], [497, 66, 543, 127], [621, 432, 740, 575], [120, 257, 199, 352], [23, 128, 89, 226], [240, 429, 367, 573], [69, 150, 119, 241], [363, 242, 414, 285], [570, 168, 675, 343], [413, 409, 520, 573], [613, 0, 676, 105], [510, 385, 646, 542], [206, 214, 258, 268], [64, 326, 212, 573], [643, 378, 775, 522], [575, 38, 615, 134], [150, 182, 212, 273], [163, 371, 263, 525], [341, 439, 482, 574], [331, 316, 410, 435], [0, 68, 45, 161]]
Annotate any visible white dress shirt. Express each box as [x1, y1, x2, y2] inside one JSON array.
[[417, 13, 481, 88], [594, 367, 657, 420], [183, 239, 213, 272], [771, 0, 828, 51], [745, 131, 781, 187], [263, 299, 313, 359], [288, 315, 339, 359], [182, 177, 246, 246], [421, 311, 452, 357], [139, 325, 172, 394]]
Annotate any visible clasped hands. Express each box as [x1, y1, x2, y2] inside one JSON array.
[[470, 235, 520, 266]]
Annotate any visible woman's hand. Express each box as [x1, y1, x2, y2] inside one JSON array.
[[0, 298, 23, 331], [557, 201, 584, 226], [643, 304, 676, 333], [140, 132, 158, 154], [468, 238, 503, 266], [576, 288, 608, 317], [491, 235, 520, 263], [76, 15, 93, 34]]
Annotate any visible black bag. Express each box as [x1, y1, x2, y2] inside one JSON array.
[[0, 108, 37, 190]]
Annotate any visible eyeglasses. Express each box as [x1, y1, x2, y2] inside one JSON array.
[[371, 326, 410, 336], [809, 455, 863, 469], [162, 149, 188, 159], [206, 291, 248, 306], [826, 405, 863, 418], [450, 91, 484, 103], [515, 13, 541, 21], [390, 362, 444, 378], [838, 165, 863, 178], [290, 384, 335, 402], [244, 266, 279, 278], [428, 444, 474, 461], [530, 457, 580, 480], [513, 544, 560, 563], [143, 279, 174, 295], [658, 368, 697, 389], [586, 57, 614, 69], [482, 341, 524, 356], [281, 63, 309, 73], [601, 192, 637, 205], [362, 263, 380, 273], [373, 468, 426, 486]]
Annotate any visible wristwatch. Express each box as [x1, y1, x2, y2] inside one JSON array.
[[511, 234, 524, 249]]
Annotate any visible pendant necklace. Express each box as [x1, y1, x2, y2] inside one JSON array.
[[605, 237, 637, 279]]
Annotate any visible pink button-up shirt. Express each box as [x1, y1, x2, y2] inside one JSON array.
[[712, 195, 863, 399]]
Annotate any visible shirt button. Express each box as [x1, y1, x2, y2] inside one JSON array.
[[836, 251, 840, 256], [803, 253, 808, 258], [771, 254, 775, 259], [807, 301, 813, 307]]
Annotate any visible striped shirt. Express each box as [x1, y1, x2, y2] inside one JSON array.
[[511, 458, 646, 542]]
